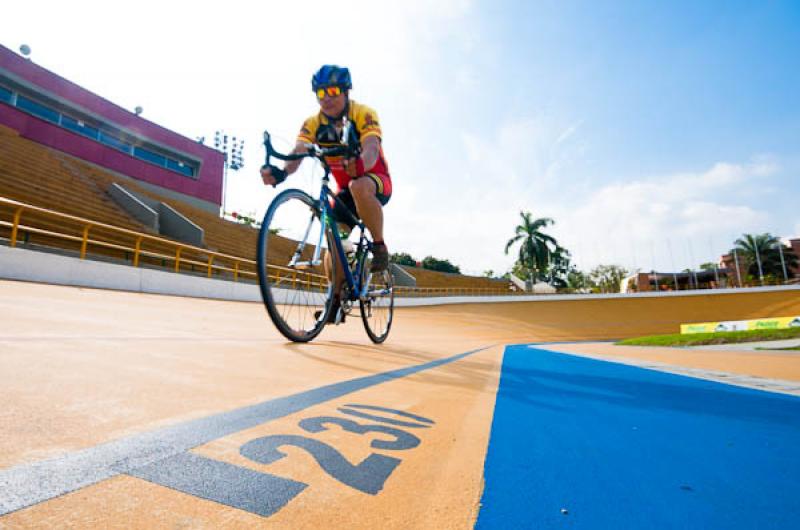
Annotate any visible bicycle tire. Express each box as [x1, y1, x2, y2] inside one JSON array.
[[257, 189, 337, 342], [359, 250, 394, 343]]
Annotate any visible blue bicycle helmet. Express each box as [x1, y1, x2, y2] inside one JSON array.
[[311, 65, 352, 91]]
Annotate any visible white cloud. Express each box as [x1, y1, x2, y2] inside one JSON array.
[[553, 160, 776, 272], [384, 115, 586, 275]]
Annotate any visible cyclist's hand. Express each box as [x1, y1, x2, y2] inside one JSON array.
[[343, 158, 357, 177], [261, 165, 287, 187], [260, 165, 275, 186]]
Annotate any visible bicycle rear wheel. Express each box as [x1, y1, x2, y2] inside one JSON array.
[[359, 249, 394, 343], [257, 189, 336, 342]]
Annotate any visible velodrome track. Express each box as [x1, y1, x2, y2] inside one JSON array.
[[1, 279, 800, 528]]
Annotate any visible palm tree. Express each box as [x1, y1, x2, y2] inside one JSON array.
[[732, 233, 798, 281], [504, 212, 559, 283]]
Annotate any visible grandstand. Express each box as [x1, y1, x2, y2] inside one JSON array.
[[396, 264, 511, 292], [0, 125, 512, 290], [0, 125, 146, 233], [0, 126, 325, 281], [0, 130, 511, 294]]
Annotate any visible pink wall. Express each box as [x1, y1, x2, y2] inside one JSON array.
[[1, 45, 224, 206]]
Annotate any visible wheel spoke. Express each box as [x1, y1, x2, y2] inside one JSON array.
[[256, 190, 335, 342], [360, 257, 394, 343]]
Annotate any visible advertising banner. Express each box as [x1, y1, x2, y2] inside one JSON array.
[[681, 316, 800, 334]]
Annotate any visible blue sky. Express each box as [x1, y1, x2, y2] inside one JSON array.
[[2, 0, 798, 275], [491, 1, 800, 174]]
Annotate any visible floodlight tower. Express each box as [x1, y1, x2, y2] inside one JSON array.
[[214, 130, 245, 217]]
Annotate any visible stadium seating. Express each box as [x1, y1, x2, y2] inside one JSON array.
[[0, 125, 168, 263], [0, 127, 345, 280], [1, 125, 512, 291], [0, 125, 145, 231], [396, 265, 511, 291]]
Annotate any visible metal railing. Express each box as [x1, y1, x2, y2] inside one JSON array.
[[394, 286, 522, 298], [0, 196, 520, 297], [0, 196, 257, 281]]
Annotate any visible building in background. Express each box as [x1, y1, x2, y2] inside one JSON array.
[[623, 269, 729, 293], [0, 44, 224, 213]]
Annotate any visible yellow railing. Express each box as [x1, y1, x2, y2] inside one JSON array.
[[394, 286, 522, 297], [0, 196, 522, 297], [0, 196, 265, 281]]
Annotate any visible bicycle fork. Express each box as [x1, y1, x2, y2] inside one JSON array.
[[288, 210, 325, 270]]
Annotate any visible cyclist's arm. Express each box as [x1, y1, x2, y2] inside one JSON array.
[[360, 136, 380, 172], [283, 141, 309, 175], [261, 141, 308, 186]]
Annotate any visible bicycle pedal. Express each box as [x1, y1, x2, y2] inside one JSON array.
[[333, 307, 346, 325]]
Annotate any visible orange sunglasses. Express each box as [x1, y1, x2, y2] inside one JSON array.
[[316, 86, 343, 99]]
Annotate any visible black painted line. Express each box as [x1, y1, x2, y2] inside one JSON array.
[[129, 452, 307, 517], [0, 346, 488, 516], [337, 408, 432, 428], [343, 403, 435, 424]]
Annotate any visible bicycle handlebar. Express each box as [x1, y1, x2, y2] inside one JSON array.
[[262, 128, 355, 166]]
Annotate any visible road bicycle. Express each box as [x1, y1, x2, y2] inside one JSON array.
[[256, 125, 394, 343]]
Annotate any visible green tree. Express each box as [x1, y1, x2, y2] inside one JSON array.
[[510, 261, 531, 281], [699, 262, 718, 271], [548, 246, 572, 288], [590, 264, 629, 293], [504, 212, 559, 283], [566, 267, 594, 291], [421, 256, 461, 274], [390, 252, 417, 267], [732, 233, 799, 280]]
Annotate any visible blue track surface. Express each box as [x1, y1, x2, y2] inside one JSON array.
[[477, 345, 800, 529]]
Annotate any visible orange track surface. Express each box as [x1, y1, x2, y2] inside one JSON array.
[[1, 280, 799, 528]]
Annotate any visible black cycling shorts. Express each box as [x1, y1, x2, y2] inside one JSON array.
[[330, 174, 391, 229]]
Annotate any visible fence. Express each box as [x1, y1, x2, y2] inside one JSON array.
[[0, 196, 257, 281], [0, 196, 525, 298]]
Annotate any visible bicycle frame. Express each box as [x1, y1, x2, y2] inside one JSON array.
[[319, 178, 373, 302], [263, 129, 374, 303]]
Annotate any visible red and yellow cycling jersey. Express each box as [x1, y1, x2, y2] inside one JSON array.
[[297, 100, 391, 195]]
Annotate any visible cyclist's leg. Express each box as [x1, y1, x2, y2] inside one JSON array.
[[348, 175, 384, 241], [320, 191, 358, 323], [320, 243, 345, 324], [349, 173, 391, 272], [322, 222, 351, 296]]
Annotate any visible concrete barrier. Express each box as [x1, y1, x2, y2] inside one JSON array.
[[110, 183, 204, 246], [157, 202, 204, 248], [0, 244, 259, 302], [2, 244, 799, 313], [391, 263, 417, 287], [109, 183, 159, 231]]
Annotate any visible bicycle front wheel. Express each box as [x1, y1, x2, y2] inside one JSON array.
[[359, 250, 394, 344], [257, 189, 337, 342]]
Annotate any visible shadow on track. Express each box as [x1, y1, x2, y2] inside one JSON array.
[[282, 340, 502, 393]]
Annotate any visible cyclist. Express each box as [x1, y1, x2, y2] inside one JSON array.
[[261, 64, 392, 323]]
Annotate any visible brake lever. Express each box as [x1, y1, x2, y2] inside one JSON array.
[[341, 119, 361, 158], [262, 130, 274, 166], [262, 130, 286, 188]]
